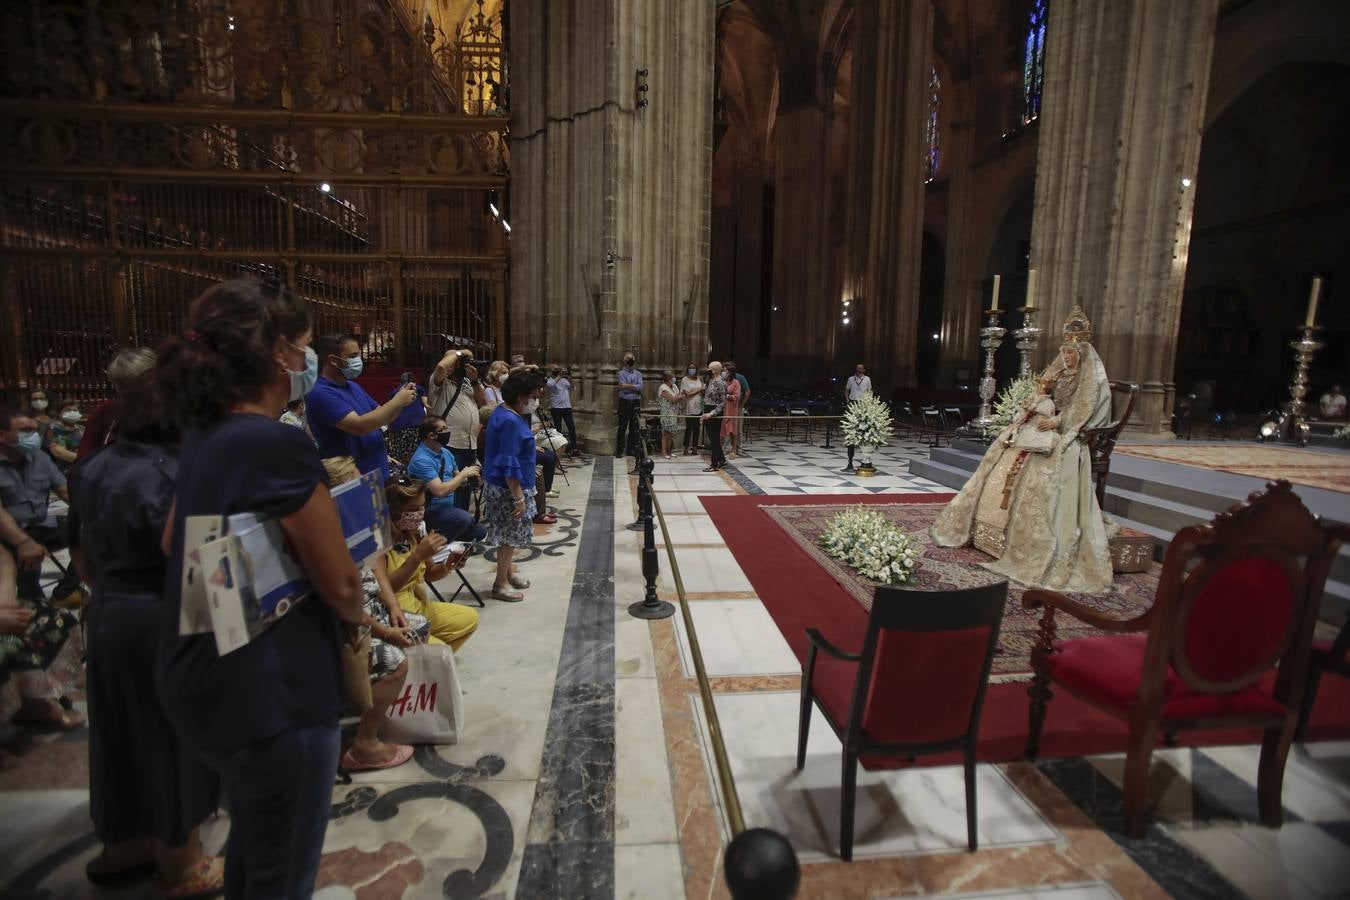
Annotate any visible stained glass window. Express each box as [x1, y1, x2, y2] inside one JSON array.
[[925, 66, 940, 182], [1022, 0, 1048, 125]]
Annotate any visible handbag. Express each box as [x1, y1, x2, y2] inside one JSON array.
[[340, 624, 374, 712], [381, 643, 464, 744]]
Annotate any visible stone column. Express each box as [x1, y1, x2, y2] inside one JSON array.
[[510, 0, 713, 454], [768, 99, 832, 359], [1028, 0, 1220, 434], [840, 0, 933, 393], [936, 77, 981, 386]]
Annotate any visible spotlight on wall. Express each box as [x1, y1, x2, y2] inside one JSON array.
[[489, 202, 500, 217], [635, 67, 650, 109], [1181, 177, 1192, 189], [842, 317, 850, 325], [772, 305, 779, 311], [485, 188, 500, 217], [319, 182, 332, 193], [931, 332, 940, 340], [501, 220, 512, 233]]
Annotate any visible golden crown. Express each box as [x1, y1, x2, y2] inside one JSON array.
[[1062, 304, 1093, 343]]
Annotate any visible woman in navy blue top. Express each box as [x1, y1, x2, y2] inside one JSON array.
[[481, 370, 546, 602], [156, 280, 366, 899]]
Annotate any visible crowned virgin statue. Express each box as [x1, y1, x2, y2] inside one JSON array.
[[932, 305, 1115, 595]]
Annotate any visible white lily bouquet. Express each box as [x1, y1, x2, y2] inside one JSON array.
[[990, 373, 1038, 430], [818, 508, 921, 585], [841, 393, 893, 448]]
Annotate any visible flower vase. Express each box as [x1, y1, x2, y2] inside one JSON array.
[[856, 445, 877, 476]]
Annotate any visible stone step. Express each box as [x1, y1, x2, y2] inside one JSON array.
[[930, 445, 984, 471], [907, 457, 974, 491], [1105, 469, 1238, 515]]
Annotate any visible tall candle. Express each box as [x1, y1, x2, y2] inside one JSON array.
[[1024, 268, 1037, 311], [1306, 277, 1322, 327], [990, 274, 1002, 312]]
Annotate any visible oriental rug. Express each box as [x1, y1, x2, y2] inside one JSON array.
[[760, 500, 1160, 683], [1117, 443, 1350, 494]]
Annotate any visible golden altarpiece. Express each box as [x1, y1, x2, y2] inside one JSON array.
[[0, 0, 509, 401]]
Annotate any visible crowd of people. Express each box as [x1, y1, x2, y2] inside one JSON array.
[[0, 278, 581, 898], [632, 357, 751, 471]]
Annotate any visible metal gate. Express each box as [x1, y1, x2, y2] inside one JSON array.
[[0, 0, 510, 403]]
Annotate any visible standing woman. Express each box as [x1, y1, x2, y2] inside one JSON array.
[[721, 367, 742, 460], [481, 360, 509, 407], [156, 279, 367, 897], [481, 370, 545, 602], [24, 388, 53, 437], [679, 362, 704, 455], [657, 370, 681, 459], [68, 373, 222, 896]]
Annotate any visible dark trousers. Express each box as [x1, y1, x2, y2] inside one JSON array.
[[5, 523, 82, 601], [425, 501, 486, 543], [616, 398, 642, 457], [538, 449, 556, 492], [704, 415, 725, 468], [449, 446, 477, 510], [552, 407, 577, 453], [199, 724, 340, 900], [847, 445, 856, 467], [683, 414, 702, 450]]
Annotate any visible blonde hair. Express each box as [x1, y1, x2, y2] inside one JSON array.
[[322, 456, 360, 486], [107, 347, 157, 393], [385, 478, 427, 512], [486, 360, 509, 383]]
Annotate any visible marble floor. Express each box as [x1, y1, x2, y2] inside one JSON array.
[[2, 436, 1348, 899]]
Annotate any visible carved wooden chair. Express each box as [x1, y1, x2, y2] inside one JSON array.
[[1022, 480, 1349, 837], [797, 581, 1008, 860], [1079, 380, 1138, 508], [1296, 613, 1350, 742]]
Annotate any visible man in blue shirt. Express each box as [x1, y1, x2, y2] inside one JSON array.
[[306, 334, 418, 482], [0, 409, 81, 603], [407, 416, 487, 542], [616, 353, 643, 458], [546, 365, 578, 457]]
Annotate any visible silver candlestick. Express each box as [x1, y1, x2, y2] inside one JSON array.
[[1013, 306, 1043, 377], [1272, 326, 1323, 447], [969, 311, 1007, 431]]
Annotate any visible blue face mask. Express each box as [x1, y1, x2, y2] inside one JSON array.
[[339, 355, 364, 380], [17, 432, 42, 452], [289, 346, 319, 402]]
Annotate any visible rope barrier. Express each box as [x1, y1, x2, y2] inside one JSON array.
[[626, 435, 801, 899]]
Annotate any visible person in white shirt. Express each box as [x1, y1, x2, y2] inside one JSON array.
[[679, 362, 705, 455], [1320, 384, 1346, 420], [845, 363, 873, 470]]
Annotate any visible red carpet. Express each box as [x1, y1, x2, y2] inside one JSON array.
[[702, 492, 1350, 764]]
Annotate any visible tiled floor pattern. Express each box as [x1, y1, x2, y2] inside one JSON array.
[[4, 437, 1349, 899]]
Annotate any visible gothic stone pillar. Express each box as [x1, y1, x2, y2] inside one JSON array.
[[1028, 0, 1219, 434]]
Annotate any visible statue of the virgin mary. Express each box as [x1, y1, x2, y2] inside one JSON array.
[[932, 305, 1115, 595]]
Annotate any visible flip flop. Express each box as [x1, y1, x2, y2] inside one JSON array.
[[508, 575, 531, 589], [340, 743, 414, 773], [162, 855, 225, 900], [489, 587, 525, 603]]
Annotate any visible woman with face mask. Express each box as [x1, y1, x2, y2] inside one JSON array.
[[44, 401, 83, 471], [480, 370, 548, 601], [305, 333, 417, 482], [25, 389, 53, 433], [77, 347, 159, 463], [680, 362, 705, 455], [382, 478, 478, 647], [481, 360, 509, 407]]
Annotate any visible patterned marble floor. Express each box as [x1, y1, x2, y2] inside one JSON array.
[[1, 437, 1347, 899]]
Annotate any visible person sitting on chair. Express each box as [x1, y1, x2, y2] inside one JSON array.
[[406, 416, 485, 544], [383, 479, 479, 649], [0, 409, 84, 606]]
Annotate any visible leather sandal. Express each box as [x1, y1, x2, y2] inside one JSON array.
[[489, 587, 525, 602], [508, 575, 531, 589]]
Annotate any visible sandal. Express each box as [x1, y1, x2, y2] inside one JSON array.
[[508, 575, 531, 589], [86, 852, 157, 887], [489, 587, 525, 603], [340, 743, 414, 773], [531, 513, 557, 525], [702, 465, 720, 473], [162, 855, 225, 900]]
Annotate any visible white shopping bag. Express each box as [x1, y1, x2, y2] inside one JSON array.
[[381, 644, 464, 745]]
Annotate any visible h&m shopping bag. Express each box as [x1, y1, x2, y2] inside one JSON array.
[[381, 643, 464, 745]]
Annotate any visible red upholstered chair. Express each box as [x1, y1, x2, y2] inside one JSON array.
[[796, 581, 1008, 861], [1023, 480, 1349, 837], [1296, 614, 1350, 743]]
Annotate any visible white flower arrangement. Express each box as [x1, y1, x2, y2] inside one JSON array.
[[818, 508, 921, 585], [841, 393, 893, 448], [1335, 424, 1350, 443], [990, 373, 1038, 430]]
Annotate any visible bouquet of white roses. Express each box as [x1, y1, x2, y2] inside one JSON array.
[[841, 393, 893, 448], [818, 508, 920, 585], [990, 373, 1038, 430]]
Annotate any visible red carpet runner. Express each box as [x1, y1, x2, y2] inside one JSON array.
[[701, 492, 1350, 765]]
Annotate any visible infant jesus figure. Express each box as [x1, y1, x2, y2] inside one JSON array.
[[1004, 375, 1059, 454]]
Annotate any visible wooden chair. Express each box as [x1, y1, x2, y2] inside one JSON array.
[[1079, 380, 1138, 508], [797, 581, 1008, 860], [1023, 480, 1349, 837], [1296, 613, 1350, 742]]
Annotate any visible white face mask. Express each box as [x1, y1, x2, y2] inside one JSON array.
[[524, 399, 539, 415], [30, 399, 48, 410], [61, 410, 81, 423]]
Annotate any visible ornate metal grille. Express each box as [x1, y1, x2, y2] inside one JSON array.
[[0, 0, 509, 403]]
